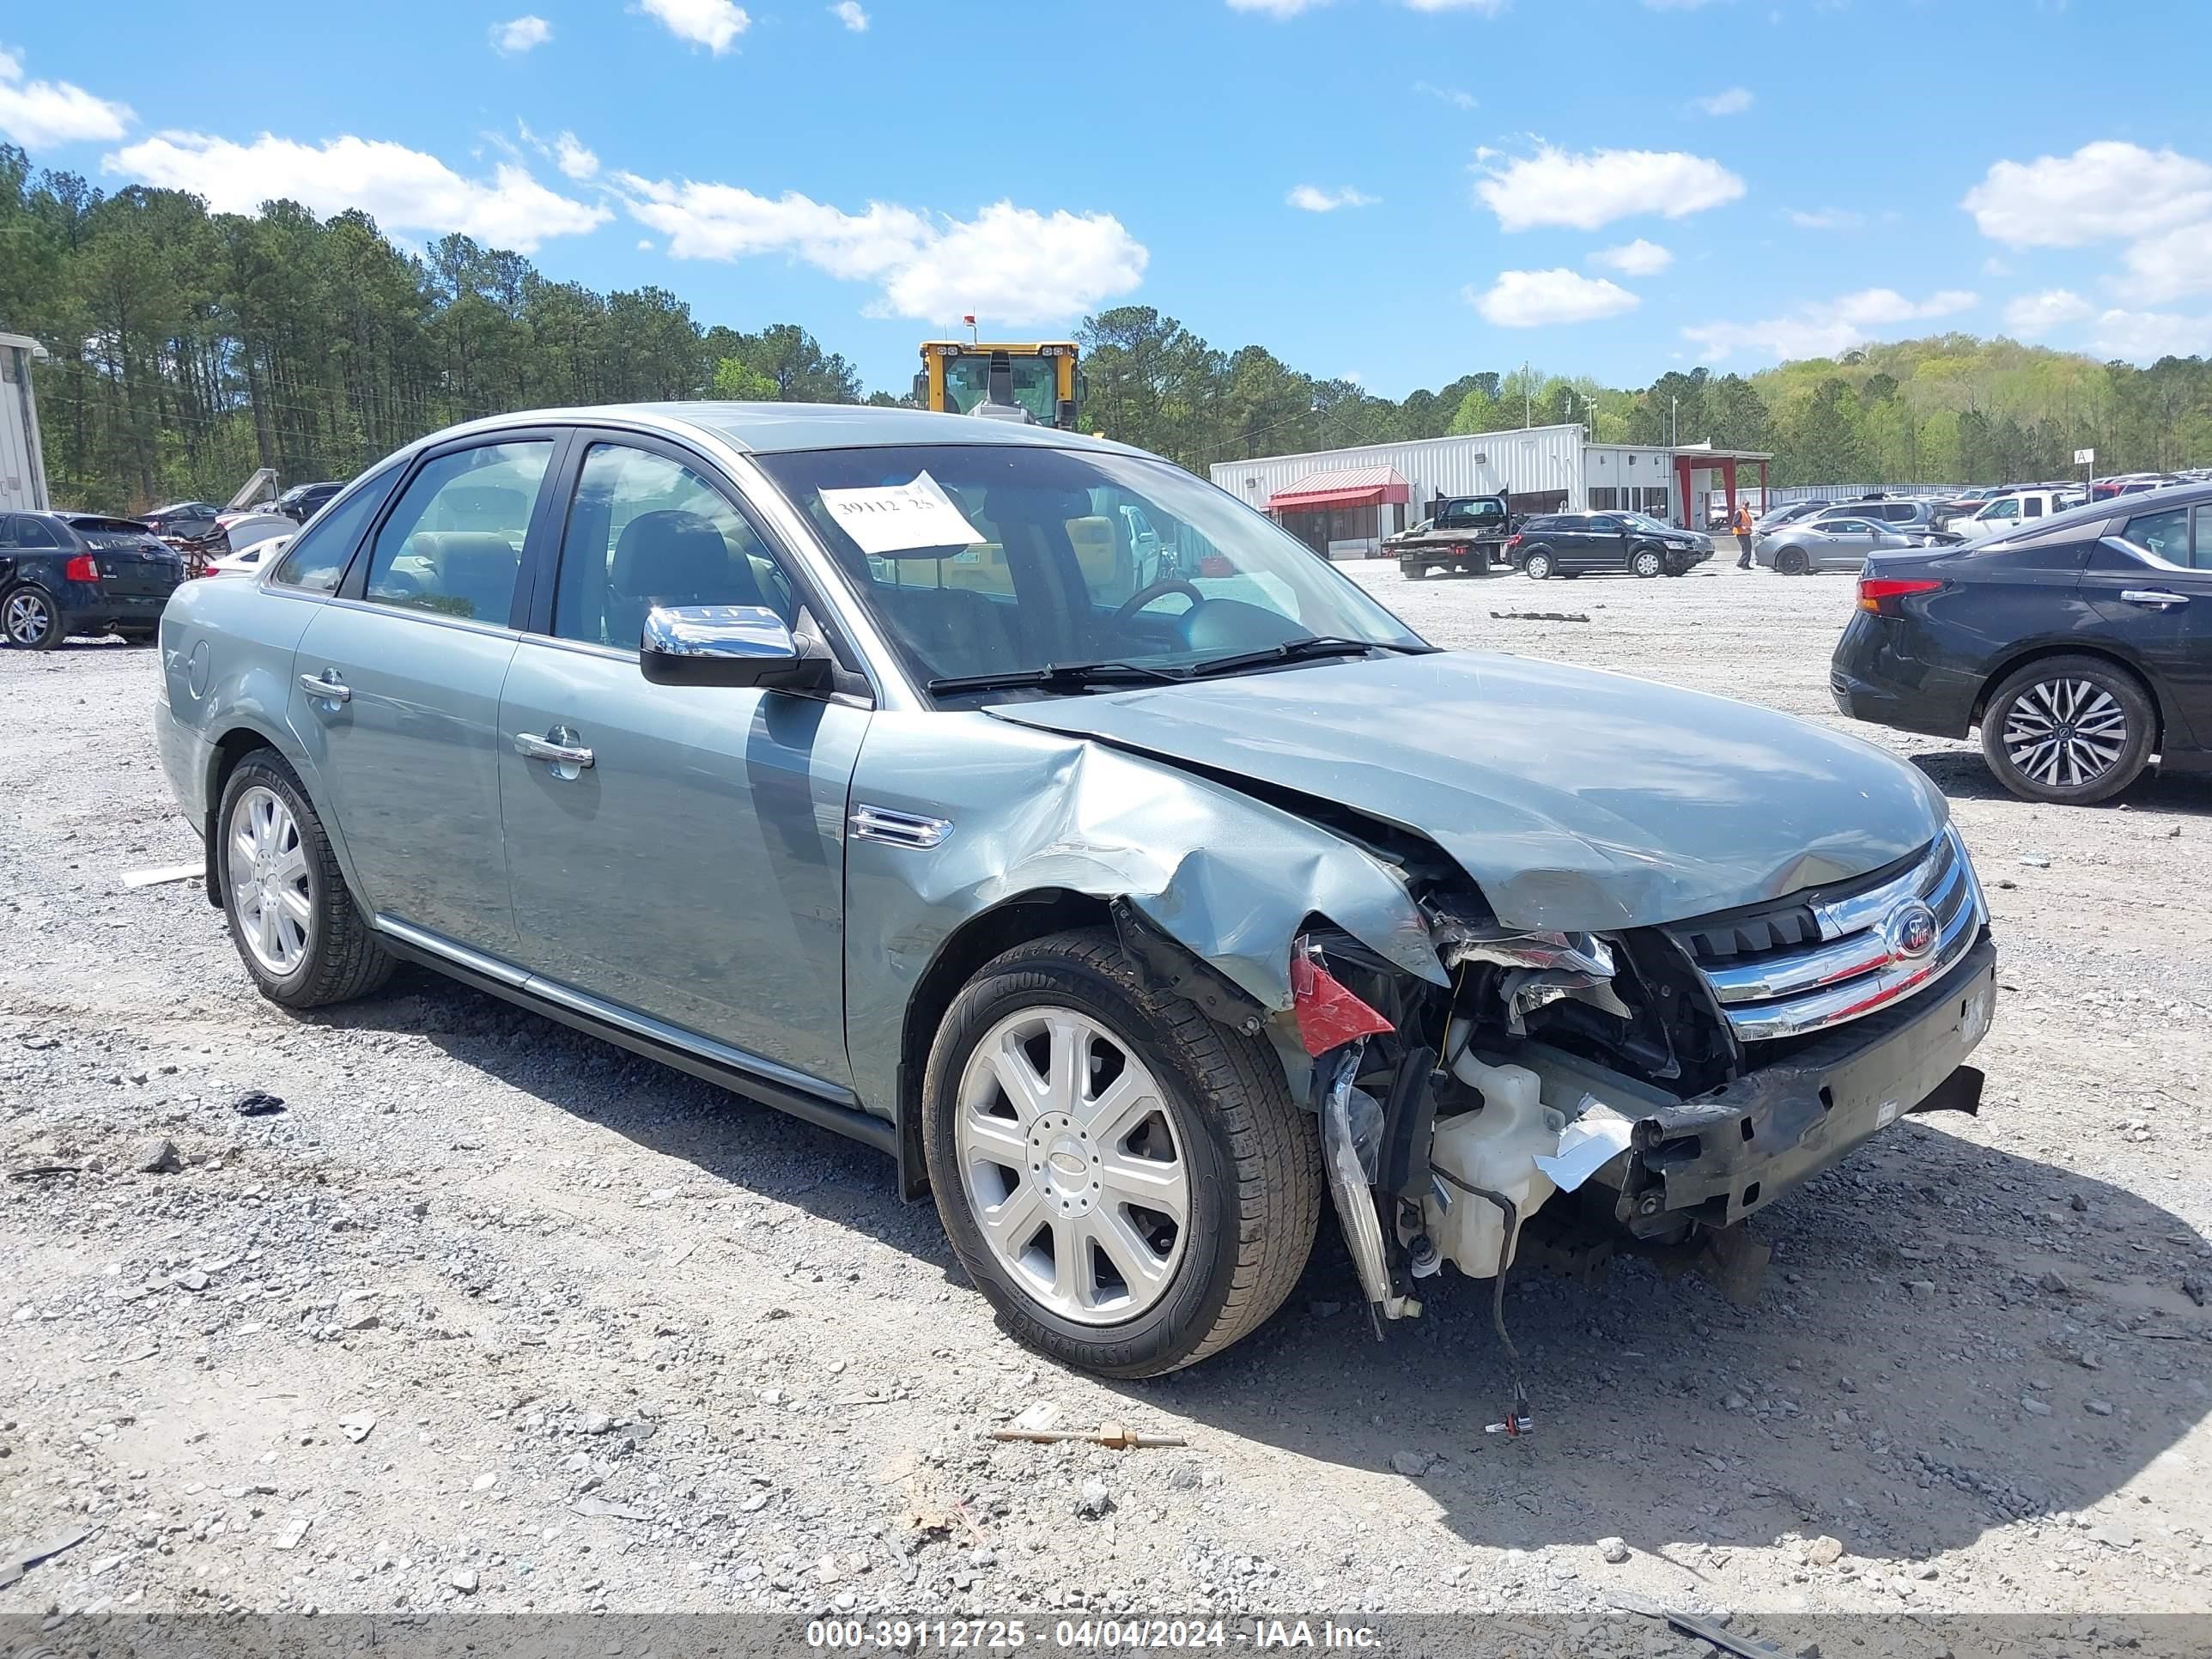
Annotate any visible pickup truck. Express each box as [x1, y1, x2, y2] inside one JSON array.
[[1383, 493, 1514, 578]]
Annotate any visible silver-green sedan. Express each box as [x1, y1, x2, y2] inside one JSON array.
[[155, 403, 1995, 1379]]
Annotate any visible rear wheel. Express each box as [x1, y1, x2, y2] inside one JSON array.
[[1401, 562, 1426, 580], [1522, 550, 1553, 580], [1632, 547, 1665, 579], [1979, 656, 2154, 805], [922, 929, 1321, 1378], [3, 585, 62, 650], [1776, 547, 1808, 575], [216, 752, 394, 1007]]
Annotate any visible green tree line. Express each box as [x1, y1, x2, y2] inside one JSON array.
[[6, 146, 2210, 514]]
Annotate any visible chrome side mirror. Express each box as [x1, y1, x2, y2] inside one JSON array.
[[640, 604, 832, 690]]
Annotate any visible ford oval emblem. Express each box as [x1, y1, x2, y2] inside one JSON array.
[[1888, 901, 1939, 959]]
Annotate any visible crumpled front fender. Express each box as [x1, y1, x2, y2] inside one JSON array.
[[842, 710, 1443, 1121]]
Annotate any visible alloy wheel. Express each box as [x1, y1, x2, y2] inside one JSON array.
[[2002, 678, 2130, 791], [228, 784, 313, 975], [4, 589, 53, 646], [1633, 550, 1663, 578], [953, 1005, 1189, 1325]]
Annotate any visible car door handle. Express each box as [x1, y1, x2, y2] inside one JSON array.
[[2119, 589, 2191, 608], [514, 731, 595, 769], [299, 672, 351, 702]]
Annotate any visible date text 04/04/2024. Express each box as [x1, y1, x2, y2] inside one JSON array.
[[805, 1620, 1385, 1650]]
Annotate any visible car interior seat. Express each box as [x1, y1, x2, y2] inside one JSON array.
[[607, 509, 757, 647]]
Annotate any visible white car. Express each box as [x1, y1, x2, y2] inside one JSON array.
[[204, 534, 290, 577], [1954, 489, 2086, 541]]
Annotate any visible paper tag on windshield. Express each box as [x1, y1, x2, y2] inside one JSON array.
[[817, 471, 986, 556]]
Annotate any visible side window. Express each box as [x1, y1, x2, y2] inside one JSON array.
[[273, 462, 404, 593], [0, 517, 15, 548], [2192, 506, 2212, 569], [1987, 500, 2019, 521], [2023, 497, 2045, 519], [552, 442, 792, 650], [1591, 516, 1623, 533], [364, 441, 551, 622], [16, 517, 60, 550], [2126, 506, 2190, 564]]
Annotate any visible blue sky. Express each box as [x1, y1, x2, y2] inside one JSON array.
[[5, 0, 2210, 398]]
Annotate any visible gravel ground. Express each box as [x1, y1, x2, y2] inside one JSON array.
[[2, 558, 2208, 1641]]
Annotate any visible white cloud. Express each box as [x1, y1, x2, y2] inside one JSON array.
[[1402, 0, 1510, 13], [1963, 141, 2212, 248], [1468, 268, 1639, 327], [1226, 0, 1328, 14], [2002, 289, 2093, 337], [1787, 206, 1863, 231], [2116, 219, 2212, 305], [552, 131, 599, 181], [489, 15, 553, 52], [2090, 308, 2212, 362], [1286, 184, 1377, 212], [1682, 288, 1978, 361], [616, 177, 1147, 324], [108, 131, 610, 252], [1413, 81, 1477, 109], [1591, 238, 1672, 276], [1474, 143, 1745, 231], [830, 1, 870, 28], [641, 0, 751, 53], [0, 46, 132, 149], [1692, 86, 1753, 116]]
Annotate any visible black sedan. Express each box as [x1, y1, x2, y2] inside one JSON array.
[[2, 511, 186, 650], [1508, 511, 1712, 579], [1832, 483, 2212, 804], [276, 480, 347, 521], [138, 500, 224, 542]]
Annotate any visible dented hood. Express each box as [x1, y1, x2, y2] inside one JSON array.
[[988, 650, 1948, 933]]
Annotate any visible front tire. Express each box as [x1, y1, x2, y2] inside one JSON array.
[[1979, 656, 2154, 805], [922, 929, 1322, 1378], [1776, 548, 1808, 575], [1632, 547, 1664, 579], [1522, 550, 1553, 580], [216, 752, 394, 1007], [3, 585, 62, 650]]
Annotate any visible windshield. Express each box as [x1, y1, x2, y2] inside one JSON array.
[[941, 354, 1059, 424], [757, 443, 1426, 700], [1620, 512, 1674, 532]]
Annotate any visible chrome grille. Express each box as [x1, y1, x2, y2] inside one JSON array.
[[1683, 827, 1985, 1042]]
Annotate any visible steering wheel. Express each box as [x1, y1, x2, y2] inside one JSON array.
[[1110, 576, 1204, 626]]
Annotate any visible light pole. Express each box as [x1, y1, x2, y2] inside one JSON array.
[[1523, 361, 1533, 429]]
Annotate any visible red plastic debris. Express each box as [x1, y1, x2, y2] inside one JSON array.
[[1291, 944, 1395, 1056]]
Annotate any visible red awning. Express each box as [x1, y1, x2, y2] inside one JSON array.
[[1267, 465, 1413, 513]]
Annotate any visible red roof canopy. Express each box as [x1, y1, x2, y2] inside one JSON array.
[[1267, 465, 1413, 512]]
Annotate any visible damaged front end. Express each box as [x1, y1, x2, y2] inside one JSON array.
[[1278, 823, 1997, 1405]]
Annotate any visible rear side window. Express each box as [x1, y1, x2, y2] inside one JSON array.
[[363, 441, 552, 623], [2126, 506, 2190, 564], [272, 462, 404, 593], [15, 517, 61, 550]]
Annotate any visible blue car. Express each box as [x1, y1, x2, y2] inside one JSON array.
[[1, 510, 186, 650]]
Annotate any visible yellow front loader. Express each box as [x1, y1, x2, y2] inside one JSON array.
[[915, 341, 1081, 429]]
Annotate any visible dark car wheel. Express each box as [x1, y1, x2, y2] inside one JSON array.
[[1401, 562, 1427, 580], [1775, 547, 1809, 575], [1632, 548, 1665, 579], [922, 928, 1322, 1379], [3, 585, 63, 650], [216, 752, 395, 1008], [1979, 656, 2154, 805], [1522, 550, 1553, 580]]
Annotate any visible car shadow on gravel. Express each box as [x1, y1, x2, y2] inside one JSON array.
[[1908, 749, 2212, 814], [318, 968, 2209, 1568]]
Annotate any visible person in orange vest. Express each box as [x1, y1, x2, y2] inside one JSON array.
[[1733, 502, 1756, 568]]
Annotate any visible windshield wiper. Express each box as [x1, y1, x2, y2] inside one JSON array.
[[927, 659, 1190, 696], [1183, 635, 1429, 680]]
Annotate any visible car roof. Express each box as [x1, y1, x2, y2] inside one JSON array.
[[416, 401, 1146, 459], [1976, 477, 2212, 546]]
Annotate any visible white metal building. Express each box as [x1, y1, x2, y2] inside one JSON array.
[[0, 332, 51, 514], [1209, 426, 1748, 558]]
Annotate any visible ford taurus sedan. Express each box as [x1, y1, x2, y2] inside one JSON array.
[[156, 403, 1995, 1380]]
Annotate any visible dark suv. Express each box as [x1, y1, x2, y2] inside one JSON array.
[[1, 512, 186, 650], [277, 481, 348, 522], [1508, 511, 1711, 579]]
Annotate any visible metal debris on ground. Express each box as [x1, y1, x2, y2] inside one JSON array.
[[989, 1420, 1185, 1449], [121, 863, 204, 890], [6, 1164, 83, 1181], [571, 1495, 654, 1521], [232, 1091, 286, 1117], [1489, 610, 1590, 623], [1664, 1607, 1788, 1659], [0, 1523, 98, 1589]]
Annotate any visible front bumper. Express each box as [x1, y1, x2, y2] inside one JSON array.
[[1615, 936, 1995, 1236]]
